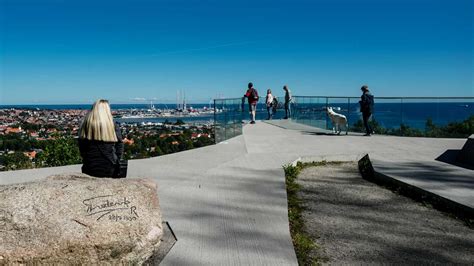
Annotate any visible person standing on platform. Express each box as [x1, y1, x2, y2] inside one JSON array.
[[244, 82, 259, 124], [359, 85, 375, 136], [283, 85, 292, 119], [265, 89, 274, 120]]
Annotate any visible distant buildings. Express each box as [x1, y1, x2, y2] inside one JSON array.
[[0, 107, 214, 170]]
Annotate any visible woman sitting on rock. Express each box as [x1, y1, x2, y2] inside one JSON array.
[[78, 99, 124, 177]]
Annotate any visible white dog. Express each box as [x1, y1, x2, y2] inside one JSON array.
[[327, 107, 348, 135]]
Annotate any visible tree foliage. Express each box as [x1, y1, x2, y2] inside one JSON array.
[[35, 137, 82, 167], [351, 115, 473, 138], [0, 152, 32, 170]]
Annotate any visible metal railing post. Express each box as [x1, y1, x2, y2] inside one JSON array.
[[347, 97, 350, 130], [233, 99, 237, 137], [224, 101, 228, 140], [325, 97, 329, 130], [400, 98, 404, 136], [213, 99, 217, 143]]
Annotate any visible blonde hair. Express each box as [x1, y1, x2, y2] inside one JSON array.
[[79, 99, 118, 142]]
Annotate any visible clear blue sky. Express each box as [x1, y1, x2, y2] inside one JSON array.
[[0, 0, 472, 104]]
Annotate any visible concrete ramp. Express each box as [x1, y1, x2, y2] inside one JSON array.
[[359, 154, 474, 225]]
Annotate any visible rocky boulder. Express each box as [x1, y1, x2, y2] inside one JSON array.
[[0, 174, 163, 264]]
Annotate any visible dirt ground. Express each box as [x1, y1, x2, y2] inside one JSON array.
[[298, 162, 474, 265]]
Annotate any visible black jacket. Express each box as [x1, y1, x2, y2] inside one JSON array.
[[360, 92, 374, 114], [78, 124, 124, 177]]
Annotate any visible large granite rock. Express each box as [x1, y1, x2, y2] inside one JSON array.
[[0, 174, 163, 264]]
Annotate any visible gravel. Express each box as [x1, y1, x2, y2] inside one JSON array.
[[298, 162, 474, 265]]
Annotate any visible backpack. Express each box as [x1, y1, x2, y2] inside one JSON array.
[[360, 94, 374, 112], [367, 94, 374, 110], [272, 97, 278, 108], [251, 88, 259, 101]]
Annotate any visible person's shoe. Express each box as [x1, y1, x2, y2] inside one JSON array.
[[250, 121, 256, 124], [363, 133, 371, 136], [283, 117, 288, 119]]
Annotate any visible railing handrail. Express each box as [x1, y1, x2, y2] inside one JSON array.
[[213, 95, 473, 142], [213, 96, 474, 101], [214, 97, 243, 102], [293, 96, 474, 100]]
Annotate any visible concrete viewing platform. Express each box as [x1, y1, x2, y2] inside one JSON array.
[[0, 120, 472, 264]]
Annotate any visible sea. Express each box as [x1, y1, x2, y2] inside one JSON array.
[[290, 101, 474, 130], [1, 102, 473, 130]]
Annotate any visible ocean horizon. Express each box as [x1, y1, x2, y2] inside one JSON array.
[[0, 103, 211, 110], [1, 102, 472, 131]]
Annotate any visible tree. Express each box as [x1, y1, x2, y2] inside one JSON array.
[[20, 122, 41, 131], [0, 152, 32, 171], [351, 115, 474, 138], [36, 137, 82, 167], [150, 146, 164, 157], [175, 119, 185, 125], [179, 140, 194, 151]]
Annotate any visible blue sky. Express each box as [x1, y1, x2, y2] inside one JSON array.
[[0, 0, 472, 104]]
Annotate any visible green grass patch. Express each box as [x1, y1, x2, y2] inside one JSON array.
[[283, 160, 344, 265]]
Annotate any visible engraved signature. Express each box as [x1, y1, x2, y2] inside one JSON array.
[[82, 195, 138, 221]]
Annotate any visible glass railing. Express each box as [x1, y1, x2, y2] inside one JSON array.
[[214, 96, 473, 141], [214, 96, 288, 142], [291, 96, 474, 137], [213, 98, 244, 143]]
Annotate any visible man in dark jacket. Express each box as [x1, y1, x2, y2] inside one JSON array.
[[283, 85, 292, 119], [359, 85, 374, 136]]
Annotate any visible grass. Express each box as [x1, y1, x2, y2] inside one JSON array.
[[283, 160, 344, 266]]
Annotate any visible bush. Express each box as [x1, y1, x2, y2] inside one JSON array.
[[0, 152, 33, 170], [36, 137, 82, 167], [351, 115, 473, 138]]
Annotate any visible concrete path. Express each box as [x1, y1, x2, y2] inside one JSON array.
[[0, 119, 471, 265]]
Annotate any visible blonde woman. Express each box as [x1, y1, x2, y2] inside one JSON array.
[[78, 99, 124, 177]]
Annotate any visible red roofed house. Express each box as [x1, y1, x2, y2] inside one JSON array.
[[123, 138, 135, 145], [23, 151, 37, 160], [6, 127, 22, 134]]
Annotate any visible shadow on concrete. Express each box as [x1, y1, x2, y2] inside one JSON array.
[[300, 130, 366, 137], [300, 131, 338, 136], [159, 164, 297, 265], [374, 160, 474, 189], [297, 164, 474, 264], [435, 149, 474, 170]]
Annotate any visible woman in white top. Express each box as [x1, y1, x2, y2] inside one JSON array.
[[266, 89, 274, 120]]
